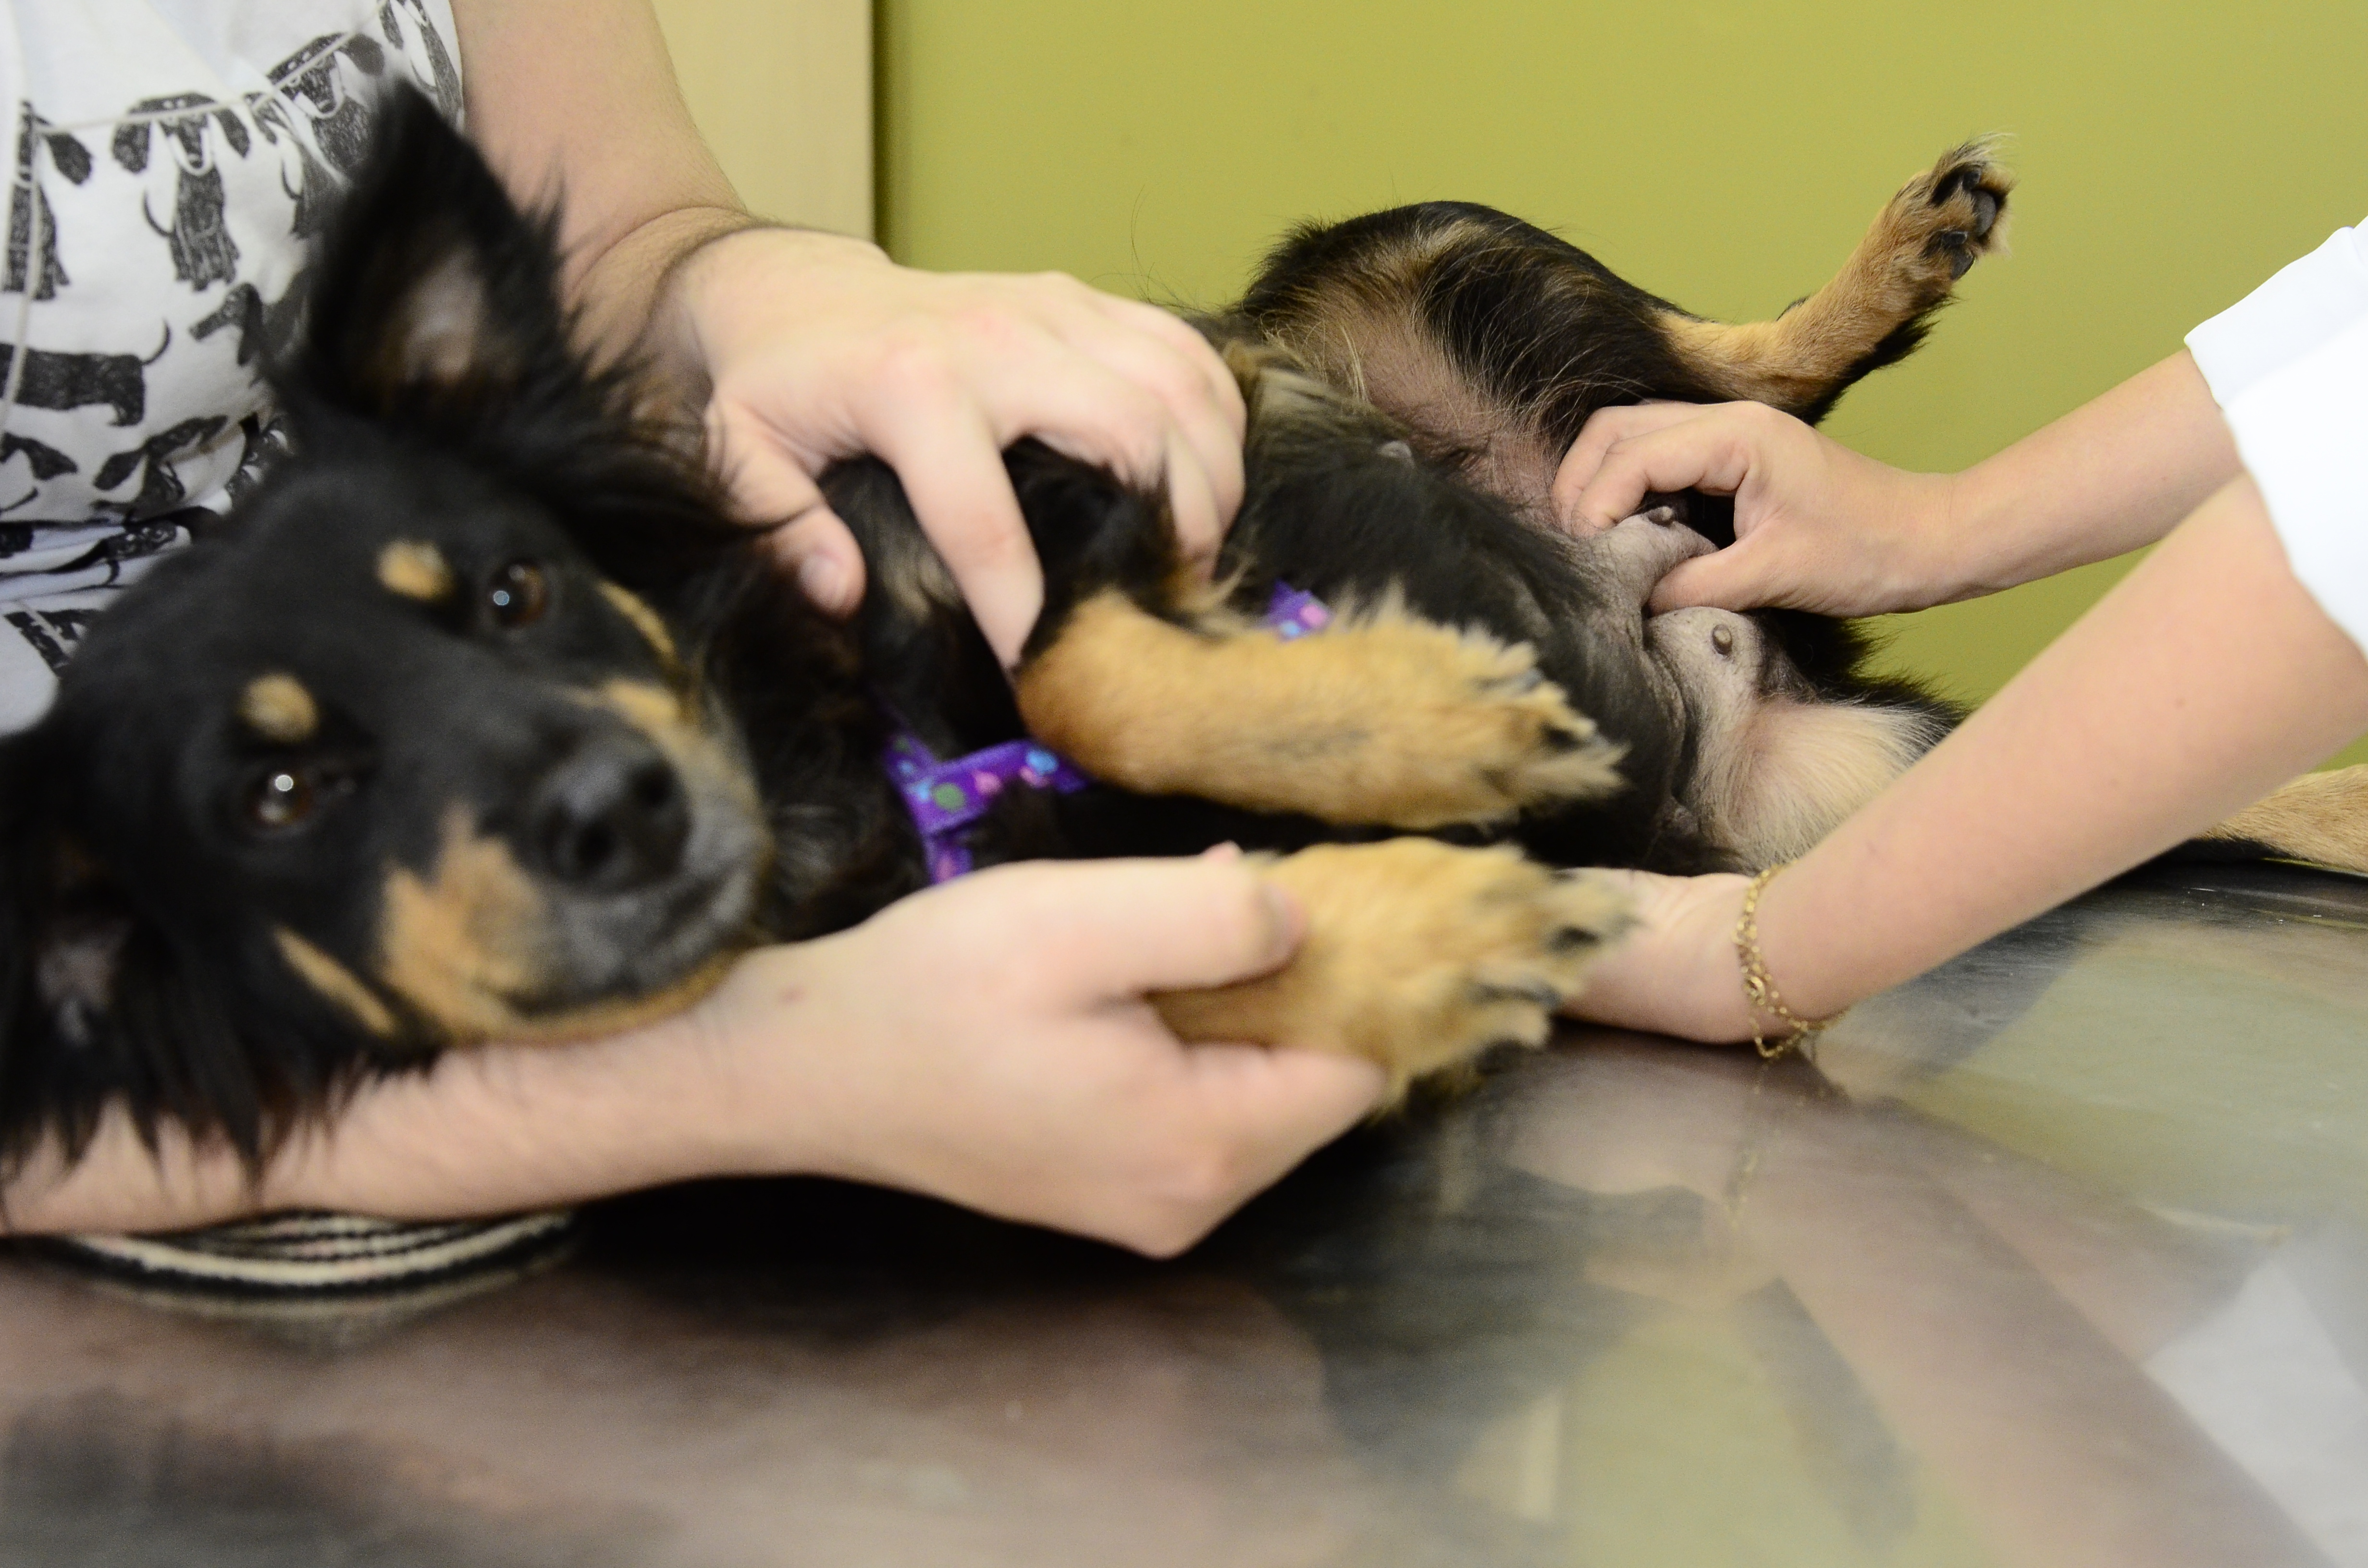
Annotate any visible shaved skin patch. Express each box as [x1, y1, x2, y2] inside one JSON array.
[[378, 539, 455, 602], [598, 582, 679, 671], [238, 673, 320, 744], [275, 927, 397, 1038]]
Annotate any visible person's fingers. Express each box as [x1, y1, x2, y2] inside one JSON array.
[[706, 401, 868, 615], [1069, 294, 1247, 539], [1646, 533, 1787, 613], [1161, 428, 1226, 569], [982, 348, 1177, 495], [1092, 288, 1249, 443], [1177, 1041, 1388, 1140], [707, 398, 831, 526], [981, 858, 1306, 999], [1139, 1041, 1388, 1249], [1552, 402, 1705, 530], [863, 392, 1046, 666], [1562, 419, 1763, 536], [766, 509, 866, 616]]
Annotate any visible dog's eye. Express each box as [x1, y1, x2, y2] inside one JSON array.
[[486, 560, 550, 628], [246, 768, 318, 831], [240, 760, 364, 834]]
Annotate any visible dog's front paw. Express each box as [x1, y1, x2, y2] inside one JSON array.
[[1018, 590, 1625, 832], [1887, 141, 2014, 288], [1153, 840, 1634, 1094], [1321, 605, 1628, 829]]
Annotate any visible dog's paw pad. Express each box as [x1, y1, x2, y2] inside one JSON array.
[[1884, 142, 2015, 292]]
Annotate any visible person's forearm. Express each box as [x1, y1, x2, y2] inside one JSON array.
[[1938, 351, 2240, 594], [451, 0, 760, 355], [1764, 474, 2368, 1018], [0, 1015, 755, 1235]]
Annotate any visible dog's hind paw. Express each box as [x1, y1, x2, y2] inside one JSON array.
[[1152, 839, 1634, 1095], [1884, 141, 2014, 290]]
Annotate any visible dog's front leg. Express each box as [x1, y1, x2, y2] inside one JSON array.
[[1012, 587, 1624, 830], [1150, 840, 1632, 1096]]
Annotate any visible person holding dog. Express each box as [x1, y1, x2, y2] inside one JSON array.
[[0, 0, 1380, 1255], [1552, 223, 2368, 1046]]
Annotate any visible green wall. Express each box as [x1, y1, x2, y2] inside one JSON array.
[[879, 2, 2368, 755]]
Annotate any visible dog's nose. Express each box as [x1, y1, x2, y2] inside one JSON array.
[[530, 735, 690, 892]]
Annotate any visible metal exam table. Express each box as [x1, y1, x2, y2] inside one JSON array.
[[3, 859, 2365, 1567]]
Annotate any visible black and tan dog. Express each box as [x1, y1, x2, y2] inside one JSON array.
[[3, 90, 2357, 1174]]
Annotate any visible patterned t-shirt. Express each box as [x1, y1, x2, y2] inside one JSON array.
[[0, 0, 461, 673]]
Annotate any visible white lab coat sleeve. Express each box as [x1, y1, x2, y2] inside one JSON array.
[[2217, 311, 2368, 655], [2187, 224, 2368, 404]]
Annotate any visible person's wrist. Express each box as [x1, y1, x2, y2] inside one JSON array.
[[1739, 866, 1853, 1026], [1922, 459, 2067, 601], [661, 942, 855, 1186], [670, 225, 890, 323], [652, 224, 890, 395], [1869, 466, 1986, 609]]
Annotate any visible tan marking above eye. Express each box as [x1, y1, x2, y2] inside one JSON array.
[[275, 927, 397, 1038], [598, 581, 679, 671], [238, 672, 319, 743], [378, 539, 455, 602]]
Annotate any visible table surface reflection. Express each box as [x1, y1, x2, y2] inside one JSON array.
[[4, 860, 2367, 1568]]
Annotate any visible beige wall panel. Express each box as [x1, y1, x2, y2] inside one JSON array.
[[653, 0, 873, 238]]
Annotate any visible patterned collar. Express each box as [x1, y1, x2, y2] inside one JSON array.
[[886, 583, 1334, 882]]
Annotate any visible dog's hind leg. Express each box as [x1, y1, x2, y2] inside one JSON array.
[[2199, 766, 2368, 874], [1657, 144, 2013, 422], [1152, 839, 1633, 1096], [1236, 143, 2012, 506]]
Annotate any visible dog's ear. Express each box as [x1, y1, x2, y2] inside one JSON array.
[[285, 83, 574, 418], [0, 728, 296, 1177], [0, 726, 126, 1171]]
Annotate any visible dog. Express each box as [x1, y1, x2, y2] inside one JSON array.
[[3, 89, 2357, 1176]]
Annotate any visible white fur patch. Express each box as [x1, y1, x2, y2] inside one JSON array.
[[36, 918, 131, 1048], [1722, 701, 1942, 866]]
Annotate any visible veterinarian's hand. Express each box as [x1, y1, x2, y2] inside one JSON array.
[[688, 854, 1385, 1255], [1552, 401, 1959, 616], [664, 227, 1247, 665], [1559, 869, 1760, 1043]]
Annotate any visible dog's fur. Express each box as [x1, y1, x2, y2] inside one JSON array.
[[1, 91, 2356, 1176]]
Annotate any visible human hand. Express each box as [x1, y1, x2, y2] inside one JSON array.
[[1559, 869, 1759, 1044], [684, 854, 1385, 1256], [1551, 401, 1961, 616], [666, 227, 1247, 664]]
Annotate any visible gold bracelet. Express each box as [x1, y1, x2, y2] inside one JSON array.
[[1733, 864, 1841, 1061]]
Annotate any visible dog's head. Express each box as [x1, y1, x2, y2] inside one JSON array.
[[0, 89, 775, 1167]]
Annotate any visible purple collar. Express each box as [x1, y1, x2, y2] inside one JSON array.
[[887, 582, 1333, 882]]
